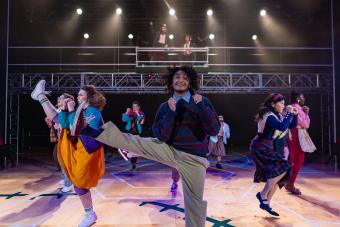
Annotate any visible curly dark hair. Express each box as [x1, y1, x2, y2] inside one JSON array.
[[255, 93, 285, 122], [166, 65, 199, 95], [81, 85, 106, 111], [290, 91, 303, 103]]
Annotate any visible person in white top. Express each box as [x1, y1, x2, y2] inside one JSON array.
[[183, 34, 197, 63], [207, 115, 230, 169]]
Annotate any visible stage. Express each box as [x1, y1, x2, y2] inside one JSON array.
[[0, 152, 339, 227]]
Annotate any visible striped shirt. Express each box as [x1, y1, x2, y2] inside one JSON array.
[[152, 95, 220, 157]]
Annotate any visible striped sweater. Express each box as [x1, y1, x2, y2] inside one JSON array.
[[152, 96, 220, 157]]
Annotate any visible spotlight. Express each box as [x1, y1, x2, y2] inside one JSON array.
[[169, 34, 174, 40], [169, 8, 175, 16], [76, 8, 83, 15], [209, 33, 215, 40], [83, 33, 89, 39], [252, 34, 258, 40], [260, 9, 267, 17], [116, 8, 122, 15], [128, 34, 134, 39], [207, 9, 213, 16]]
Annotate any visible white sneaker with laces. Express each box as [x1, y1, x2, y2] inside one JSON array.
[[78, 211, 97, 227], [118, 148, 130, 162], [31, 80, 46, 100]]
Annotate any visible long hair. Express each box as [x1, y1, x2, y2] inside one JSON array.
[[255, 93, 285, 122], [81, 85, 106, 111], [166, 65, 199, 95]]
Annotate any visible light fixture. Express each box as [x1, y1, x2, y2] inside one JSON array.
[[209, 33, 215, 40], [207, 9, 213, 16], [83, 33, 89, 39], [169, 34, 174, 40], [76, 8, 83, 15], [260, 9, 267, 17], [252, 34, 258, 40], [116, 8, 122, 15], [169, 8, 176, 16], [128, 34, 134, 39]]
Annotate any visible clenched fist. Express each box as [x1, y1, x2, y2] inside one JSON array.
[[168, 97, 177, 112], [192, 94, 203, 104], [302, 106, 310, 115]]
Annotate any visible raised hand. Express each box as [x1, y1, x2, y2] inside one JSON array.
[[192, 94, 203, 104], [168, 97, 177, 112], [67, 100, 76, 112], [302, 106, 310, 115]]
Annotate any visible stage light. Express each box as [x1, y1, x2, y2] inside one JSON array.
[[169, 34, 174, 40], [252, 34, 258, 40], [260, 9, 267, 17], [169, 8, 176, 16], [207, 9, 213, 16], [83, 33, 89, 39], [128, 34, 134, 39], [116, 8, 122, 15], [76, 8, 83, 15], [209, 33, 215, 40]]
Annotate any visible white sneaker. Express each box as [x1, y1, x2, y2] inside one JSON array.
[[78, 211, 97, 227], [118, 148, 130, 162], [31, 80, 46, 100], [61, 185, 73, 193]]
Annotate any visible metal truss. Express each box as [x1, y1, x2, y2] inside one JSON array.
[[6, 71, 334, 164], [8, 72, 332, 94]]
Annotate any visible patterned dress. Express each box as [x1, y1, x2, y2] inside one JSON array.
[[250, 111, 297, 187]]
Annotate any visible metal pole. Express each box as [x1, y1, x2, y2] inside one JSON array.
[[331, 0, 337, 143], [321, 94, 324, 153], [16, 94, 19, 165], [5, 0, 10, 143]]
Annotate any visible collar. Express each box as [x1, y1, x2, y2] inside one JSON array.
[[173, 91, 191, 103]]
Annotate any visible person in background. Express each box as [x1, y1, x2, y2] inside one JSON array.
[[183, 34, 197, 64], [119, 101, 145, 170], [207, 115, 230, 169], [286, 92, 311, 195]]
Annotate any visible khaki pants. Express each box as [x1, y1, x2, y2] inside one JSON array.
[[97, 121, 210, 227]]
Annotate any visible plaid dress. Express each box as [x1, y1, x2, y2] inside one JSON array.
[[250, 112, 292, 188], [250, 136, 291, 187]]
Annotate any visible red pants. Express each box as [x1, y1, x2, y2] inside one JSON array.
[[288, 128, 305, 185]]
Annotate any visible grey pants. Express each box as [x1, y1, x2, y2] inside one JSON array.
[[97, 121, 210, 227]]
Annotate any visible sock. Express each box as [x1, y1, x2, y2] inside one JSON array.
[[84, 206, 93, 213], [39, 97, 49, 105]]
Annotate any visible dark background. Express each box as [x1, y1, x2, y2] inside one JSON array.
[[0, 0, 339, 156]]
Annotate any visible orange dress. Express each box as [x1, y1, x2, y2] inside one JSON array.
[[57, 129, 105, 189]]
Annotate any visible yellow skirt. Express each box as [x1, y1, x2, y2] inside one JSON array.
[[57, 129, 105, 189]]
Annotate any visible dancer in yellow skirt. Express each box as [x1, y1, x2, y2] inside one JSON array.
[[31, 80, 106, 227]]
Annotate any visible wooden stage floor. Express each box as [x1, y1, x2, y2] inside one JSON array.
[[0, 153, 340, 226]]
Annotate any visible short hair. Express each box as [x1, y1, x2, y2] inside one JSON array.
[[132, 101, 140, 107]]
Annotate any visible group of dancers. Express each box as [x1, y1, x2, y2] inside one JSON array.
[[32, 65, 313, 227]]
